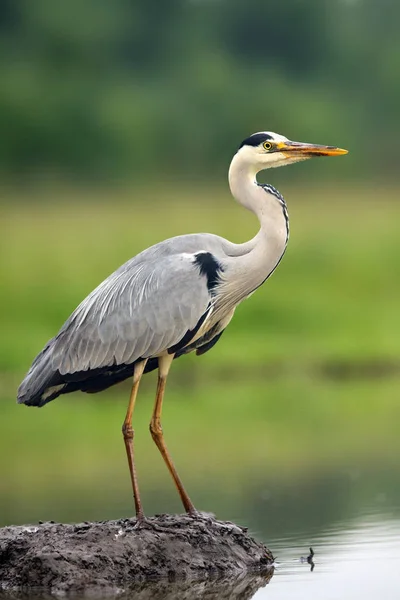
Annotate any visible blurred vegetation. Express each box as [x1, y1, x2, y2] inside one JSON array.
[[0, 0, 399, 183]]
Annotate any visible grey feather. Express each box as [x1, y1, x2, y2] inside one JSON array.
[[50, 240, 224, 375]]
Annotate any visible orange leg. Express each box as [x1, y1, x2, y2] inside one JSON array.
[[122, 359, 147, 520], [149, 354, 197, 515]]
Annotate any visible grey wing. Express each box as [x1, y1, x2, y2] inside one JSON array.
[[51, 253, 213, 375]]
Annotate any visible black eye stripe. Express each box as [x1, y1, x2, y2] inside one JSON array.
[[238, 133, 273, 149]]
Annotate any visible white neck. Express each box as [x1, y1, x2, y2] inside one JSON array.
[[228, 151, 287, 226], [216, 152, 289, 311]]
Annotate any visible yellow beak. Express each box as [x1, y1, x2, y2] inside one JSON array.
[[277, 141, 348, 158]]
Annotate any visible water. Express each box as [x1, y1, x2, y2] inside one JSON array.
[[255, 512, 400, 600]]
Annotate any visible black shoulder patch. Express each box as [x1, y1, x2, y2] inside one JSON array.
[[239, 132, 273, 149], [168, 253, 224, 356], [194, 252, 223, 292]]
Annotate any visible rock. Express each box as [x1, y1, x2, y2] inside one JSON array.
[[0, 513, 274, 596]]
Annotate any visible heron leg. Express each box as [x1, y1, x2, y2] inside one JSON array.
[[122, 359, 147, 521], [149, 354, 197, 515]]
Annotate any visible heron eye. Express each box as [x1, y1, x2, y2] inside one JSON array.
[[263, 142, 272, 151]]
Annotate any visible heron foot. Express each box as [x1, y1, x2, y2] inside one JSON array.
[[187, 508, 217, 522], [132, 515, 151, 530]]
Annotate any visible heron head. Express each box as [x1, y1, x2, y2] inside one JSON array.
[[237, 131, 348, 169]]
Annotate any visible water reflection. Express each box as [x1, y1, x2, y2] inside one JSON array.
[[0, 570, 274, 600], [299, 547, 315, 571], [109, 571, 273, 600]]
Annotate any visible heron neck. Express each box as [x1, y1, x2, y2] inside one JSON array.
[[228, 153, 289, 246], [221, 154, 289, 305]]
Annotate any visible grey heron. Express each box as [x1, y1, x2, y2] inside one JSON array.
[[17, 132, 347, 520]]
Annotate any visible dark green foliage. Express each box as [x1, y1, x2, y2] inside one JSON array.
[[0, 0, 398, 181]]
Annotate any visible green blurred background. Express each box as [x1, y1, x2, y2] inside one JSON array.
[[1, 0, 400, 536]]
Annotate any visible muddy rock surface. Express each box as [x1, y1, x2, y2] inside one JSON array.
[[0, 513, 274, 595]]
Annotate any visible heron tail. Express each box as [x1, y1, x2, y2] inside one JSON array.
[[17, 337, 65, 407], [17, 339, 162, 407]]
